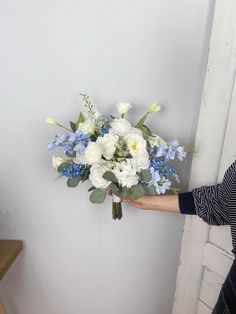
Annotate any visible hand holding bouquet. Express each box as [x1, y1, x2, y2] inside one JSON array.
[[46, 94, 191, 220]]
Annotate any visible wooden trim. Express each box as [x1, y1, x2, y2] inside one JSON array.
[[172, 1, 236, 313], [0, 240, 23, 281]]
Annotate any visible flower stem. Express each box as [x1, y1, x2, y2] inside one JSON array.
[[112, 201, 123, 220]]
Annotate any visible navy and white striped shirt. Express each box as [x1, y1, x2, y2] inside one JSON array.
[[178, 159, 236, 255]]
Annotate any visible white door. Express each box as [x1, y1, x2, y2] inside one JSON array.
[[172, 0, 236, 313]]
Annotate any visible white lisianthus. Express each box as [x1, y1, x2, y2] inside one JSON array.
[[110, 118, 132, 137], [52, 156, 64, 169], [116, 102, 132, 117], [131, 151, 150, 171], [89, 164, 111, 188], [125, 133, 147, 156], [149, 134, 167, 147], [96, 134, 118, 160], [113, 160, 139, 188], [77, 118, 96, 135], [84, 142, 103, 164], [148, 103, 161, 113]]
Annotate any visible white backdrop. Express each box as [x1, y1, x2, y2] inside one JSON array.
[[0, 1, 214, 313]]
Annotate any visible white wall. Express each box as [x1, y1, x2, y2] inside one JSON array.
[[0, 1, 214, 314]]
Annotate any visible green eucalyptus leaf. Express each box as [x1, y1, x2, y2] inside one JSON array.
[[67, 176, 82, 187], [70, 121, 76, 132], [110, 183, 120, 196], [130, 185, 145, 200], [144, 185, 156, 195], [103, 171, 118, 183], [140, 169, 152, 182], [89, 188, 106, 203], [120, 187, 129, 198]]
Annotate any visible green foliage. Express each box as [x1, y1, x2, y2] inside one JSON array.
[[140, 169, 152, 182], [103, 171, 118, 183], [57, 160, 72, 173], [130, 185, 145, 200], [67, 176, 82, 187], [76, 112, 85, 129], [89, 188, 106, 203], [70, 121, 76, 132], [65, 151, 76, 158], [144, 185, 156, 195], [110, 183, 120, 195], [120, 186, 129, 198]]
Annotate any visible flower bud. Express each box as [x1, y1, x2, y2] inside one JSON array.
[[148, 103, 161, 113]]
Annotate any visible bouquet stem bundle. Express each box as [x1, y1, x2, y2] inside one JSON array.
[[112, 194, 122, 220]]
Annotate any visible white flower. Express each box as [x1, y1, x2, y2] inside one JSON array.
[[77, 118, 96, 135], [116, 102, 132, 117], [96, 134, 118, 160], [110, 118, 132, 137], [149, 134, 167, 148], [113, 160, 139, 188], [52, 156, 64, 169], [129, 127, 142, 136], [84, 142, 103, 164], [125, 133, 147, 156], [89, 164, 111, 188], [148, 103, 161, 113], [131, 151, 150, 171]]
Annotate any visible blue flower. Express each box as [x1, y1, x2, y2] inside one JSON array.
[[155, 177, 172, 194], [150, 158, 176, 176], [60, 163, 87, 179], [47, 130, 90, 155], [101, 125, 109, 134]]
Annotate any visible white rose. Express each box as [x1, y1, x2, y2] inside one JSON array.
[[116, 102, 132, 117], [131, 151, 150, 171], [52, 156, 64, 169], [77, 118, 95, 135], [96, 134, 118, 160], [113, 160, 139, 188], [125, 133, 147, 156], [89, 164, 111, 188], [110, 118, 132, 136], [129, 127, 143, 136], [84, 142, 103, 164]]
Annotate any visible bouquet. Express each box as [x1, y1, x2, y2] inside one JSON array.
[[46, 93, 192, 220]]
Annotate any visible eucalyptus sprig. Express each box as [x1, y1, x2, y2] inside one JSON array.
[[79, 93, 96, 116]]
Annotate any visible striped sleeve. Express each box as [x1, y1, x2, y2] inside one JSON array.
[[192, 183, 230, 226], [192, 160, 236, 226]]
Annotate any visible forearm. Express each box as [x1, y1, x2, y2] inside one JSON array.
[[145, 194, 181, 213]]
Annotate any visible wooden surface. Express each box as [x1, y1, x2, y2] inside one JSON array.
[[0, 240, 23, 281]]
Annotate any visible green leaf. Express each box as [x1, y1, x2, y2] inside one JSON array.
[[67, 176, 82, 187], [140, 169, 152, 182], [137, 124, 152, 136], [89, 188, 106, 203], [144, 185, 156, 195], [76, 112, 85, 129], [57, 160, 72, 173], [70, 121, 76, 132], [110, 183, 120, 196], [135, 113, 149, 128], [88, 186, 96, 192], [103, 171, 118, 183], [66, 151, 76, 158], [120, 186, 129, 198], [130, 185, 145, 200]]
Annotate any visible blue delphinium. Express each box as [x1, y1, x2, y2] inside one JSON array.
[[60, 163, 87, 179], [101, 125, 109, 134], [156, 139, 186, 162], [150, 158, 176, 176], [148, 167, 172, 194], [47, 130, 90, 155]]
